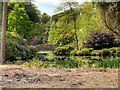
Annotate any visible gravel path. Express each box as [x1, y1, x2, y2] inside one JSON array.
[[0, 65, 119, 88]]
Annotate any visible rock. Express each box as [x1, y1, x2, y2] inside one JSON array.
[[95, 83, 99, 85], [16, 79, 20, 81], [78, 82, 83, 85], [71, 82, 77, 85], [60, 78, 65, 81], [77, 74, 81, 76], [7, 79, 13, 83], [4, 74, 9, 77], [66, 70, 71, 72]]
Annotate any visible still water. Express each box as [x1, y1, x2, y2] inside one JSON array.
[[37, 51, 120, 68]]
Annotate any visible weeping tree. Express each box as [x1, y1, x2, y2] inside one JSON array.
[[98, 2, 120, 38]]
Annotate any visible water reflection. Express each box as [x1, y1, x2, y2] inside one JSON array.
[[37, 51, 120, 68]]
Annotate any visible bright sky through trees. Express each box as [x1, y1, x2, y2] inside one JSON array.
[[33, 0, 86, 16]]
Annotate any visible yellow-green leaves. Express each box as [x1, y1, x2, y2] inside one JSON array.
[[7, 3, 32, 38]]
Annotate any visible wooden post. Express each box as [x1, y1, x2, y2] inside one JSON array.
[[0, 0, 2, 64], [0, 2, 7, 64]]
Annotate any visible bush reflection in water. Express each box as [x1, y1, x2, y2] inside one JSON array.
[[38, 52, 120, 68], [7, 51, 120, 68]]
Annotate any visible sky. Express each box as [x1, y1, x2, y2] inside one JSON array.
[[32, 0, 87, 16]]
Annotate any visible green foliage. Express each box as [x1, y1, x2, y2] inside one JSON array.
[[55, 58, 79, 68], [55, 1, 80, 49], [5, 32, 37, 61], [21, 2, 40, 23], [89, 48, 94, 52], [57, 35, 75, 45], [98, 2, 120, 38], [7, 3, 33, 39], [48, 12, 76, 45], [8, 2, 40, 23], [5, 1, 120, 69], [55, 57, 120, 68], [91, 47, 120, 57], [49, 1, 80, 48], [7, 2, 51, 43], [54, 45, 74, 56], [27, 46, 38, 55], [23, 58, 54, 68], [40, 13, 51, 24], [29, 13, 51, 44], [77, 2, 102, 47], [97, 58, 120, 68], [79, 48, 91, 56], [76, 51, 82, 56], [70, 50, 78, 56], [109, 47, 117, 54], [101, 48, 111, 57], [49, 2, 102, 49], [13, 60, 25, 65], [91, 50, 102, 56], [116, 47, 120, 54], [5, 59, 25, 65], [73, 47, 120, 57], [21, 57, 120, 68], [70, 48, 93, 56]]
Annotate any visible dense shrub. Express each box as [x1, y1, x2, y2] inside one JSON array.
[[70, 50, 78, 56], [91, 50, 102, 56], [116, 47, 120, 54], [5, 32, 37, 61], [101, 48, 111, 57], [70, 48, 93, 56], [89, 48, 94, 52], [80, 48, 91, 56], [109, 47, 117, 54], [23, 58, 54, 68], [57, 36, 75, 45], [114, 40, 120, 47], [54, 45, 74, 56], [27, 46, 38, 55], [83, 30, 118, 50]]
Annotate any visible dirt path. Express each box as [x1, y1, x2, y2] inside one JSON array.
[[0, 65, 119, 88]]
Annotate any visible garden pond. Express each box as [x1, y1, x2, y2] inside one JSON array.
[[36, 51, 120, 68]]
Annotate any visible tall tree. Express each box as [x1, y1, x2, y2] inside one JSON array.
[[77, 2, 102, 48], [49, 2, 101, 49], [8, 2, 40, 23], [49, 12, 76, 45], [7, 3, 33, 39], [29, 13, 51, 45], [55, 0, 80, 50], [98, 2, 120, 38]]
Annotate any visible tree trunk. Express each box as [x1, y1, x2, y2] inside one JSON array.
[[68, 4, 79, 50], [73, 14, 79, 50], [74, 32, 79, 50], [0, 2, 7, 64]]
